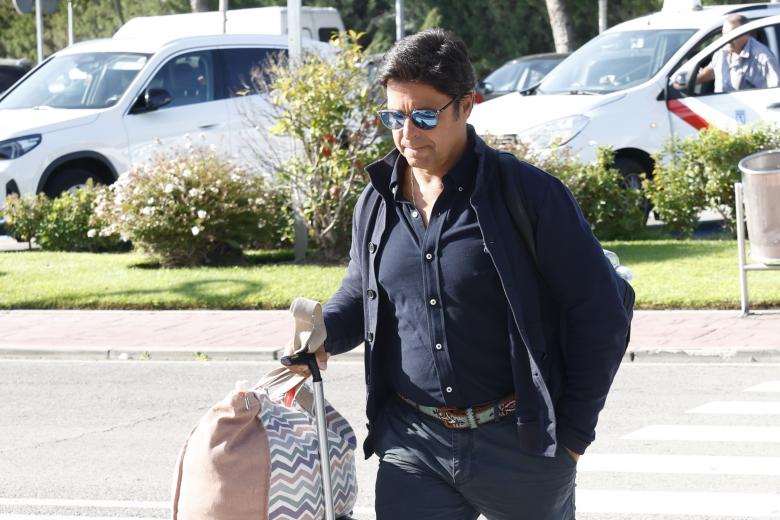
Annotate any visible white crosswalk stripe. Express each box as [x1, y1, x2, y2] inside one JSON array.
[[623, 424, 780, 442], [686, 400, 780, 415], [744, 381, 780, 393], [578, 453, 780, 475], [577, 490, 780, 517], [575, 379, 780, 518]]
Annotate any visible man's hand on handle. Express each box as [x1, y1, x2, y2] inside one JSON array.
[[282, 341, 330, 377]]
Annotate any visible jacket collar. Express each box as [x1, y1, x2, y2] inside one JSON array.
[[365, 125, 490, 200]]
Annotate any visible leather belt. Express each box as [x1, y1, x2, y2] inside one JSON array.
[[397, 393, 516, 430]]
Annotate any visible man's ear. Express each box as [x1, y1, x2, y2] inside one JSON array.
[[460, 92, 475, 119]]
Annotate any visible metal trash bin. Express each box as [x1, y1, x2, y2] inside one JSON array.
[[735, 149, 780, 315], [738, 150, 780, 264]]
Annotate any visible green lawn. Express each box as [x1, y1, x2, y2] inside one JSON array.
[[0, 250, 345, 310], [0, 240, 778, 310], [606, 239, 780, 309]]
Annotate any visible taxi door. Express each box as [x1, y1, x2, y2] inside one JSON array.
[[666, 16, 780, 137]]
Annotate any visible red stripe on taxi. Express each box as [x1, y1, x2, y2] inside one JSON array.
[[667, 99, 709, 130]]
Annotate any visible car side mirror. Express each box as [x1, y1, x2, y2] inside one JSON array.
[[482, 81, 494, 95], [672, 71, 689, 90], [130, 88, 173, 114]]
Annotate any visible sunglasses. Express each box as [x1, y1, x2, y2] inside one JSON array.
[[378, 96, 460, 131]]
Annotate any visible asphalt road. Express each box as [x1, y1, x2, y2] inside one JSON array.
[[1, 358, 779, 519]]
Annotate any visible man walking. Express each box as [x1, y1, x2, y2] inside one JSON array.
[[287, 29, 630, 519]]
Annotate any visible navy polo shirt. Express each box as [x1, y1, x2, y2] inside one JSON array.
[[375, 141, 514, 408]]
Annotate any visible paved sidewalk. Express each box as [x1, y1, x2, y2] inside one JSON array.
[[0, 309, 777, 361], [0, 236, 37, 252]]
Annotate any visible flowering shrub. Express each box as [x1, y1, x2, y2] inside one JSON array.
[[95, 147, 286, 267], [2, 181, 122, 251], [37, 180, 124, 252], [2, 192, 50, 247]]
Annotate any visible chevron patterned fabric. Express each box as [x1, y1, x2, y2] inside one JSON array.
[[257, 389, 358, 520]]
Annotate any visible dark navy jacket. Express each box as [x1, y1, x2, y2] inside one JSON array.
[[323, 128, 629, 459]]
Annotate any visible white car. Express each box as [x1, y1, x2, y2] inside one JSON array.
[[469, 1, 780, 188], [0, 33, 327, 208]]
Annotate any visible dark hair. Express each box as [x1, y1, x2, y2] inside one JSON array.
[[377, 28, 476, 104]]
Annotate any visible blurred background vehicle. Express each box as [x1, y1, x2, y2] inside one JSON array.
[[475, 53, 568, 103], [469, 2, 780, 210], [0, 58, 33, 94]]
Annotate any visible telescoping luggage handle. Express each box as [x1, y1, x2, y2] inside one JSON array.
[[280, 297, 336, 520]]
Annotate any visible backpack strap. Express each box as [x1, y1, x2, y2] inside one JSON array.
[[487, 147, 538, 267], [487, 146, 635, 350]]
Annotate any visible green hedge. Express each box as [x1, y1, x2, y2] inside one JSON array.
[[647, 125, 780, 236], [2, 180, 123, 252]]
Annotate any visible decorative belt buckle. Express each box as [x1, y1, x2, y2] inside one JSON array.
[[498, 399, 516, 417], [434, 407, 465, 429]]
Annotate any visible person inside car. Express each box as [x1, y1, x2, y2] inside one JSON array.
[[697, 14, 780, 92]]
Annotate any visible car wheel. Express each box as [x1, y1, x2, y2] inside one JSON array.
[[614, 157, 652, 222], [44, 167, 98, 197]]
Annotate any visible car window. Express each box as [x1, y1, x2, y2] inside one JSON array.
[[319, 27, 339, 42], [0, 53, 148, 109], [219, 47, 286, 98], [690, 23, 780, 97], [484, 62, 527, 92], [539, 29, 696, 94], [0, 66, 26, 92], [519, 59, 564, 91], [147, 50, 215, 109]]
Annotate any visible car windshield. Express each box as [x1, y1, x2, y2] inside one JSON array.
[[0, 52, 149, 109], [485, 58, 562, 92], [538, 29, 695, 94]]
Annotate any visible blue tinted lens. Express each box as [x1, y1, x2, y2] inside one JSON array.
[[411, 110, 438, 129], [378, 110, 404, 130]]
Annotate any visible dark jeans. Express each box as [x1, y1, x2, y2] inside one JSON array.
[[374, 398, 577, 520]]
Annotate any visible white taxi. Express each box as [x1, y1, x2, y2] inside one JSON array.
[[469, 1, 780, 188]]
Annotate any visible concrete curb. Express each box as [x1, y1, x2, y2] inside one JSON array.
[[0, 345, 367, 361], [2, 345, 779, 363]]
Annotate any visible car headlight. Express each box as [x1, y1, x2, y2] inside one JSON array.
[[516, 115, 589, 150], [0, 134, 42, 160]]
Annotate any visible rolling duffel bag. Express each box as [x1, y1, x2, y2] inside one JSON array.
[[171, 299, 358, 520]]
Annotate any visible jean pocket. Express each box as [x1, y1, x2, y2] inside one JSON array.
[[558, 445, 579, 467]]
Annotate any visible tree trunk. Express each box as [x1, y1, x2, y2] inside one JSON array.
[[112, 0, 125, 24], [545, 0, 575, 53], [190, 0, 209, 12]]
